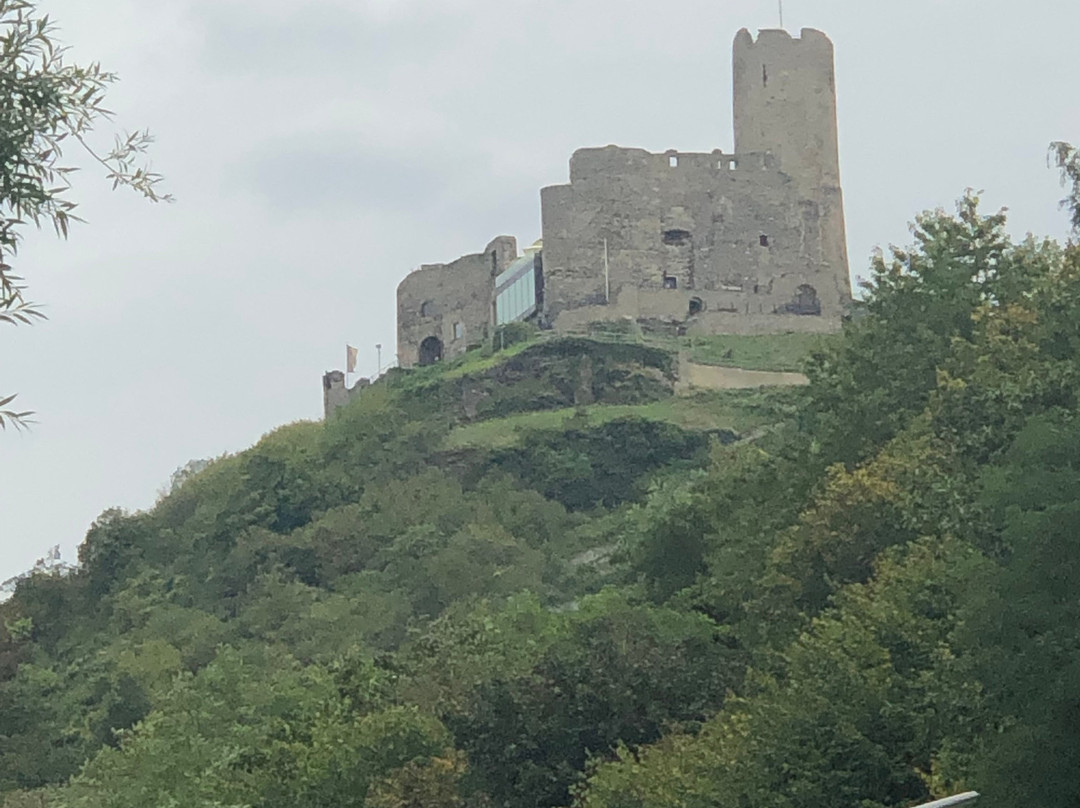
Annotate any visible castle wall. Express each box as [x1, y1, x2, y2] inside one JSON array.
[[397, 236, 518, 368], [538, 27, 850, 335], [323, 371, 370, 419], [391, 26, 851, 356], [540, 145, 849, 335]]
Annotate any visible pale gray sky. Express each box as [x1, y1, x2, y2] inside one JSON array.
[[1, 0, 1077, 582]]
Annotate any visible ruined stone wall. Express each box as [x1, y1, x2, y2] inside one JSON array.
[[397, 236, 518, 368], [323, 370, 371, 419], [538, 27, 850, 336], [540, 144, 848, 335], [392, 26, 850, 359]]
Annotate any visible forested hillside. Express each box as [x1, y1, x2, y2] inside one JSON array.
[[4, 179, 1080, 808]]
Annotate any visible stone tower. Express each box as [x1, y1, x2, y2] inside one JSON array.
[[733, 28, 840, 189], [733, 28, 848, 283]]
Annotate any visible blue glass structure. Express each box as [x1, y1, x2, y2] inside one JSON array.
[[494, 255, 538, 325]]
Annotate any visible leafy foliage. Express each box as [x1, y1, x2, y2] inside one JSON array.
[[443, 594, 742, 808], [7, 167, 1080, 808], [0, 0, 169, 426], [1050, 141, 1080, 235]]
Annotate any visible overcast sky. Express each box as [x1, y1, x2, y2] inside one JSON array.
[[1, 0, 1077, 582]]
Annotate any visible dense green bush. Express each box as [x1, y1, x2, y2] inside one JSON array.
[[7, 191, 1080, 808], [490, 417, 709, 510]]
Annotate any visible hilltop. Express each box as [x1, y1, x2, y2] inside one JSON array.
[[4, 191, 1080, 808]]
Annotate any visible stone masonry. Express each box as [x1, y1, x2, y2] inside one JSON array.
[[322, 370, 370, 420], [397, 236, 518, 368], [393, 27, 851, 368]]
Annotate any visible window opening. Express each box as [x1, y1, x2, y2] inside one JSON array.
[[688, 297, 704, 316], [420, 300, 438, 317], [663, 276, 678, 290], [759, 234, 770, 247], [669, 155, 678, 167], [454, 322, 464, 340], [662, 229, 691, 246]]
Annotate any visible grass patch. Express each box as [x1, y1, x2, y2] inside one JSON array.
[[386, 339, 541, 394], [683, 332, 839, 371], [442, 388, 800, 450], [439, 339, 537, 379]]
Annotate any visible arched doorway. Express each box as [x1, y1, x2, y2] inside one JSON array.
[[787, 284, 821, 316], [418, 336, 443, 366]]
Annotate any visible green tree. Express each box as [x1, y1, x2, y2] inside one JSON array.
[[579, 539, 986, 808], [959, 414, 1080, 807], [445, 593, 742, 808], [631, 438, 815, 611], [804, 194, 1041, 465], [492, 418, 709, 510], [366, 752, 469, 808], [53, 648, 345, 808], [0, 0, 169, 428], [1050, 141, 1080, 235]]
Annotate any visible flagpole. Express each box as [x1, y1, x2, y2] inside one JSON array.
[[604, 238, 610, 303], [779, 0, 784, 29]]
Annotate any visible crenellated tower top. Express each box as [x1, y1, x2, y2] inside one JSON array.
[[732, 27, 840, 191]]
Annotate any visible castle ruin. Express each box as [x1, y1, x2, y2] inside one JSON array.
[[396, 27, 851, 369]]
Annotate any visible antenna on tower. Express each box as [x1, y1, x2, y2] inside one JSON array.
[[778, 0, 784, 29]]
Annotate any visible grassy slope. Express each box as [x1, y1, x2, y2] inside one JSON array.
[[443, 388, 800, 450], [683, 332, 840, 371], [425, 330, 837, 375], [413, 333, 817, 452]]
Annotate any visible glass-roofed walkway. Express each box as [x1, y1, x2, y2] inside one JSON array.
[[494, 252, 539, 325]]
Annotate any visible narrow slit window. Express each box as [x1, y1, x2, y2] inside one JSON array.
[[454, 322, 464, 340], [669, 155, 678, 167]]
